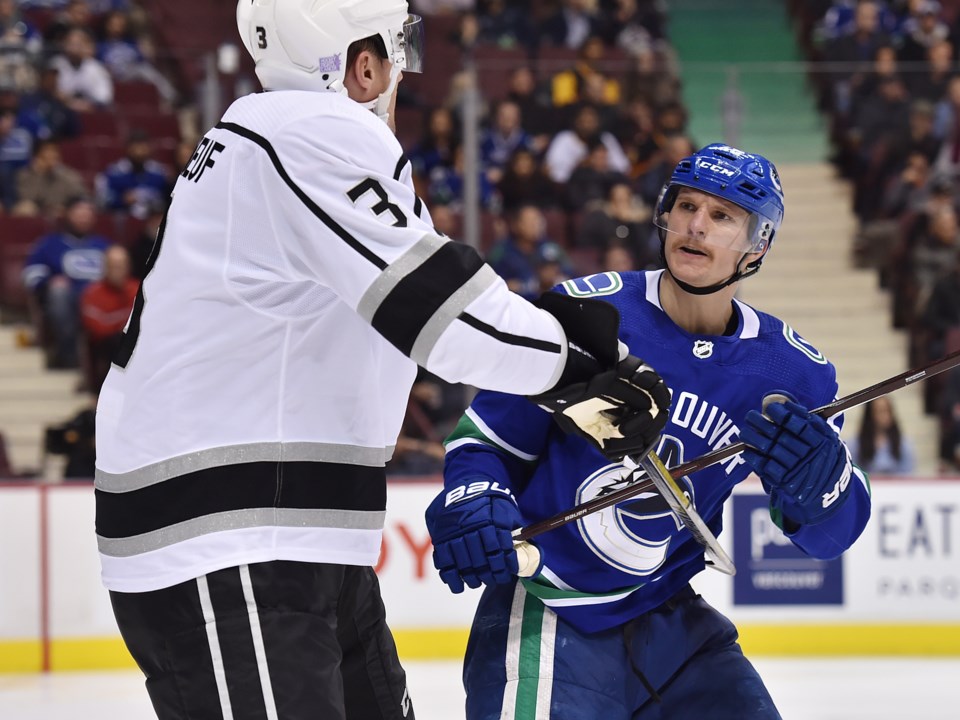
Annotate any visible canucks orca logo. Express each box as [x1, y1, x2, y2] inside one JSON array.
[[576, 436, 695, 576]]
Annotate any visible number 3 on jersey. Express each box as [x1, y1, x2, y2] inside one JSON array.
[[348, 178, 407, 227]]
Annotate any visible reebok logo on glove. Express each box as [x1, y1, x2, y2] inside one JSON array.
[[445, 481, 515, 507]]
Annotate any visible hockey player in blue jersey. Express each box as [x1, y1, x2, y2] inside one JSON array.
[[425, 144, 872, 719]]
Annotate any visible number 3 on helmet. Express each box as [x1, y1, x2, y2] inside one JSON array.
[[236, 0, 424, 99]]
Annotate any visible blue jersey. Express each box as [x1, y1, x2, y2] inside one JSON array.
[[443, 270, 871, 633]]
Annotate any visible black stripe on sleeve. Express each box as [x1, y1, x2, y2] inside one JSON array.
[[414, 195, 423, 219], [458, 312, 563, 353], [371, 241, 485, 355], [95, 462, 387, 538], [216, 122, 388, 271], [393, 154, 409, 181]]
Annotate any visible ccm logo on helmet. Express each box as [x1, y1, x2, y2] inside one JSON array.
[[696, 159, 735, 177]]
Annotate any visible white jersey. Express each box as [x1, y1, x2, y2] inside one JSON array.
[[95, 91, 568, 592]]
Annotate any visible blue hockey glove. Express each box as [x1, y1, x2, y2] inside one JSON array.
[[425, 484, 524, 594], [740, 401, 853, 526]]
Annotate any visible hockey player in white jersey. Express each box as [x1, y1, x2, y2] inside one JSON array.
[[95, 2, 670, 719]]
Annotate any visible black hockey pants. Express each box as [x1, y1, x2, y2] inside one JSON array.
[[111, 560, 414, 720]]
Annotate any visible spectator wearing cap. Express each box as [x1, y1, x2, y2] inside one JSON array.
[[899, 0, 950, 65], [13, 138, 87, 219], [486, 205, 570, 300], [22, 197, 110, 368], [95, 129, 170, 218], [533, 240, 573, 297], [50, 26, 114, 112]]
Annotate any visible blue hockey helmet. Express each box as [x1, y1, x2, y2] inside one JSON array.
[[656, 143, 785, 255]]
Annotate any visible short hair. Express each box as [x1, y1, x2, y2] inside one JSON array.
[[346, 34, 388, 72]]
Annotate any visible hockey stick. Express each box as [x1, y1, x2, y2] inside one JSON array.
[[514, 347, 960, 546], [632, 449, 736, 575]]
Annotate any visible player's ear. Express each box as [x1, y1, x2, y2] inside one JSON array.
[[344, 49, 379, 102]]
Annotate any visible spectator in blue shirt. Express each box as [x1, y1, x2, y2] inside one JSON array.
[[22, 197, 110, 368], [486, 204, 571, 299], [0, 106, 33, 210], [95, 129, 170, 218], [17, 63, 80, 140], [479, 99, 537, 185], [96, 10, 177, 105]]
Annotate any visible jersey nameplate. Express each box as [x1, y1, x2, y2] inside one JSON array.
[[181, 136, 226, 183]]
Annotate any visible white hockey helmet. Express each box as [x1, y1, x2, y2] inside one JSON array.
[[237, 0, 423, 108]]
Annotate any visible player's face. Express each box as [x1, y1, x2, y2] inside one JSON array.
[[663, 188, 760, 285]]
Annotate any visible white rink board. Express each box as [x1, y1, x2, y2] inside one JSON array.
[[1, 479, 958, 644]]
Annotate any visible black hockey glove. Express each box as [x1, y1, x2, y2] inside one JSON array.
[[530, 355, 671, 461], [529, 291, 670, 460], [741, 400, 853, 526], [535, 291, 622, 387]]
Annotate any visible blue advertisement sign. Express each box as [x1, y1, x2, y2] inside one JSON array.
[[732, 494, 843, 605]]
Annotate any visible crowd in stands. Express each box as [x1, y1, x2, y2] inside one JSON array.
[[2, 0, 954, 477], [0, 0, 184, 477], [790, 0, 960, 471]]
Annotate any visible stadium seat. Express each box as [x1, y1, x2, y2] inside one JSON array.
[[80, 111, 122, 138], [114, 81, 161, 110], [475, 47, 531, 102], [124, 113, 181, 144]]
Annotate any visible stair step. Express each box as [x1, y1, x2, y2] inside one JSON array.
[[743, 162, 940, 476]]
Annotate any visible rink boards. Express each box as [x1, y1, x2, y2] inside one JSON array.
[[0, 478, 958, 672]]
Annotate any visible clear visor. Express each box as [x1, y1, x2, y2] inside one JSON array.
[[654, 190, 772, 254], [391, 14, 424, 73]]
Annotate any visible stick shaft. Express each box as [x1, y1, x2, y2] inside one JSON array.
[[515, 348, 960, 543]]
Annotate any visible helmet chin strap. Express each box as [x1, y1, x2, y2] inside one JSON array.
[[658, 229, 762, 296], [360, 63, 402, 125]]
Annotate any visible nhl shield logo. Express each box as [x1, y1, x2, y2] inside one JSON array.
[[692, 340, 714, 359]]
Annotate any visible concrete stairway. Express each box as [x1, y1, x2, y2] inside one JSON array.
[[739, 163, 940, 476], [0, 324, 87, 479]]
